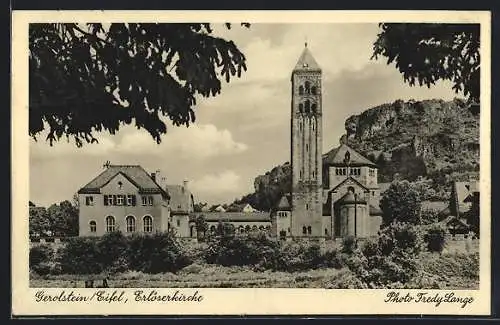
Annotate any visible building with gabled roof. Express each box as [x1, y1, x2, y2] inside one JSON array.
[[77, 165, 192, 237]]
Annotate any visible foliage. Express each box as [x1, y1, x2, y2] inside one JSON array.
[[58, 237, 102, 274], [372, 23, 480, 103], [380, 180, 422, 225], [29, 200, 79, 237], [29, 23, 249, 147], [420, 208, 439, 225], [96, 231, 130, 272], [194, 215, 208, 240], [29, 244, 55, 275], [423, 224, 447, 253], [343, 223, 424, 288], [204, 232, 278, 267], [127, 232, 191, 274]]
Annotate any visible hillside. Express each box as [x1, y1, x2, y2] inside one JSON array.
[[233, 98, 480, 212]]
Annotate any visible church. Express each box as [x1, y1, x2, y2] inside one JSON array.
[[273, 44, 384, 240]]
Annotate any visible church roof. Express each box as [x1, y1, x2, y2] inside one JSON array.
[[78, 165, 168, 197], [323, 144, 377, 167], [276, 194, 292, 211], [338, 192, 367, 205], [293, 45, 321, 73], [328, 176, 370, 193]]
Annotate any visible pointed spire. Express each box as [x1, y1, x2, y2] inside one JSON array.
[[293, 44, 321, 73]]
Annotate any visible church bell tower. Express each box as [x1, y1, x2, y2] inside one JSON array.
[[290, 43, 323, 237]]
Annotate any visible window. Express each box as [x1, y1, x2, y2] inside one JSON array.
[[306, 203, 309, 210], [299, 103, 303, 112], [312, 171, 315, 178], [245, 225, 251, 232], [372, 191, 375, 196], [305, 100, 310, 113], [311, 86, 317, 95], [89, 221, 96, 233], [325, 228, 328, 235], [176, 219, 180, 227], [210, 225, 216, 233], [106, 195, 114, 206], [142, 196, 148, 206], [304, 81, 311, 94], [307, 226, 312, 235], [312, 121, 315, 131], [118, 181, 123, 189], [143, 216, 153, 233], [299, 85, 304, 95], [252, 225, 258, 232], [302, 226, 307, 235], [126, 195, 134, 206], [116, 195, 124, 206], [299, 170, 303, 179], [105, 216, 115, 233], [311, 103, 317, 112], [299, 121, 303, 131], [148, 196, 154, 206], [85, 196, 94, 206], [306, 144, 309, 152], [126, 215, 136, 233]]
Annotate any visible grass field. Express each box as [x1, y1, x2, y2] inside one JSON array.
[[30, 250, 479, 289]]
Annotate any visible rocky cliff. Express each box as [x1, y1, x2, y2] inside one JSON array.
[[235, 98, 480, 212]]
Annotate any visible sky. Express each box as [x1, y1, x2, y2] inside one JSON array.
[[29, 23, 459, 207]]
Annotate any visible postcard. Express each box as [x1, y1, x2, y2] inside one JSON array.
[[12, 10, 491, 316]]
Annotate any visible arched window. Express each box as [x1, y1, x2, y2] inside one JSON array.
[[302, 226, 307, 235], [89, 221, 96, 233], [190, 225, 196, 237], [259, 225, 264, 231], [279, 230, 286, 240], [304, 81, 311, 94], [252, 225, 258, 232], [299, 85, 304, 95], [126, 215, 136, 233], [307, 226, 312, 235], [245, 225, 251, 232], [311, 103, 317, 112], [239, 226, 245, 234], [311, 86, 317, 95], [210, 225, 216, 233], [347, 186, 355, 193], [143, 215, 153, 233], [305, 100, 310, 113], [105, 216, 115, 233], [299, 103, 303, 112]]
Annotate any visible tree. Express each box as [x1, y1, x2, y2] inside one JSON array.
[[380, 180, 422, 225], [372, 23, 480, 104], [30, 23, 249, 147], [195, 215, 208, 240], [29, 205, 50, 237], [466, 192, 480, 237], [46, 200, 79, 237]]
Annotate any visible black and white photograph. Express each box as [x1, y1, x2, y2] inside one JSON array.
[[12, 10, 491, 316]]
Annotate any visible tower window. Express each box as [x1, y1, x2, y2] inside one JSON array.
[[302, 226, 307, 235], [305, 81, 311, 94], [299, 103, 303, 113], [299, 170, 303, 179], [299, 85, 304, 95], [306, 144, 309, 152], [306, 203, 309, 210], [311, 86, 317, 95], [305, 100, 310, 113], [307, 226, 312, 235], [311, 103, 317, 112], [312, 171, 315, 178]]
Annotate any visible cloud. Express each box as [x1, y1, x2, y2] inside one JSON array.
[[117, 123, 248, 159], [190, 170, 251, 204]]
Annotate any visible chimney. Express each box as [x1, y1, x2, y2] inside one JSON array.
[[151, 173, 156, 182], [155, 169, 161, 186], [183, 180, 189, 192]]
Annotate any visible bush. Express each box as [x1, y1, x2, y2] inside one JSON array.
[[380, 180, 422, 225], [424, 224, 447, 253], [127, 232, 192, 274], [97, 231, 129, 273], [58, 237, 102, 274], [205, 232, 279, 267], [30, 244, 54, 271]]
